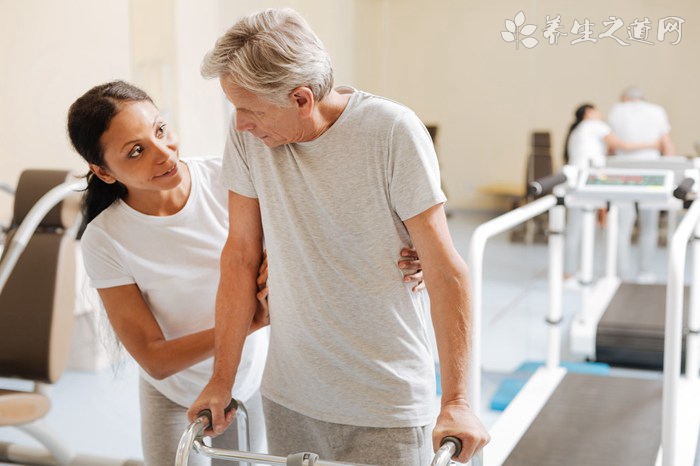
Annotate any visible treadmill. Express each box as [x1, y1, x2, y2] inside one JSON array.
[[468, 169, 700, 465], [568, 159, 699, 369]]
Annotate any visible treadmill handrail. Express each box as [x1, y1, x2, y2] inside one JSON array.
[[662, 196, 700, 466], [467, 194, 559, 413], [0, 179, 86, 296]]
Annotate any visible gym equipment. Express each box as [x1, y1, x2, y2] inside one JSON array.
[[468, 169, 700, 465]]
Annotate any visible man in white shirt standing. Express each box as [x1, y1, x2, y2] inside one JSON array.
[[608, 86, 674, 282]]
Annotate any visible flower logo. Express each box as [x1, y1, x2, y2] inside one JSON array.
[[501, 11, 539, 49]]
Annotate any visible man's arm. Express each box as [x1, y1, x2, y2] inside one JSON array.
[[404, 203, 490, 463], [187, 191, 264, 435], [660, 133, 676, 156]]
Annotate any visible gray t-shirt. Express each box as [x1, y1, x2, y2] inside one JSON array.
[[221, 86, 446, 427]]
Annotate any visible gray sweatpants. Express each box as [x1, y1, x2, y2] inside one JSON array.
[[139, 378, 267, 466], [263, 397, 432, 466]]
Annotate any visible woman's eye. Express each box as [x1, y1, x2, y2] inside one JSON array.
[[128, 145, 143, 158], [156, 124, 167, 137]]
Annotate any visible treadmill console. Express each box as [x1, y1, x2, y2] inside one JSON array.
[[575, 168, 675, 202]]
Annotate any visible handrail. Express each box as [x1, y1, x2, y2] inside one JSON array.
[[467, 194, 558, 414], [0, 182, 14, 195], [662, 197, 700, 466], [0, 179, 86, 295]]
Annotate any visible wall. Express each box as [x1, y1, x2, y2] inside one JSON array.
[[2, 0, 698, 221], [0, 0, 132, 224], [354, 0, 700, 210]]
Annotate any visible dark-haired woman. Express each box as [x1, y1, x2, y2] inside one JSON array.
[[563, 103, 659, 280], [67, 80, 426, 466]]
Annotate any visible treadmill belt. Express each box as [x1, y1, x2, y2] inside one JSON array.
[[596, 283, 688, 369], [503, 373, 662, 466]]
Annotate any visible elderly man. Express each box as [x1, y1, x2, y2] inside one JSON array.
[[188, 8, 489, 465], [608, 86, 674, 282]]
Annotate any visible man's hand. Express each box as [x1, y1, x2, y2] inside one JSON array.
[[432, 400, 490, 464], [399, 247, 425, 292], [187, 379, 236, 436]]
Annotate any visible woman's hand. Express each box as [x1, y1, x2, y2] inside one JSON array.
[[399, 247, 424, 292], [251, 251, 269, 333]]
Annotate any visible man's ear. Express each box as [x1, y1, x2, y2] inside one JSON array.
[[291, 87, 314, 117], [89, 163, 116, 184]]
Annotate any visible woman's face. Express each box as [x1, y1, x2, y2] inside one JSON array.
[[91, 100, 183, 195], [584, 107, 603, 120]]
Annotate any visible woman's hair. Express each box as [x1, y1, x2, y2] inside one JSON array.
[[67, 80, 153, 224], [201, 8, 334, 107], [563, 103, 594, 164]]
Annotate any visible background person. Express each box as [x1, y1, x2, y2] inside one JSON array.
[[188, 8, 489, 466], [563, 103, 659, 281], [608, 87, 675, 283], [608, 86, 674, 282]]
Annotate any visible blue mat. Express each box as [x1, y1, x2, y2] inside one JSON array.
[[490, 361, 610, 411]]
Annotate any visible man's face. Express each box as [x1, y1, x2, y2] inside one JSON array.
[[220, 78, 304, 148]]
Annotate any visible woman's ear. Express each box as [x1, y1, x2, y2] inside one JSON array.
[[89, 163, 116, 184]]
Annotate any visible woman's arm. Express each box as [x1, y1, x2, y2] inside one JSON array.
[[605, 133, 660, 152], [97, 284, 215, 380]]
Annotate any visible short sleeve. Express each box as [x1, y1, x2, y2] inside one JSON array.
[[594, 120, 611, 138], [220, 117, 258, 198], [388, 112, 447, 221], [80, 224, 135, 289]]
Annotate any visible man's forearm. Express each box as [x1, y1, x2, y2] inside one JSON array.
[[211, 245, 261, 387], [429, 265, 472, 403]]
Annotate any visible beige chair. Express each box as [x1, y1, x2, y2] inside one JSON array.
[[0, 170, 142, 466]]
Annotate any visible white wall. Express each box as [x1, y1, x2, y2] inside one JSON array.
[[355, 0, 700, 210], [0, 0, 132, 223], [2, 0, 698, 220]]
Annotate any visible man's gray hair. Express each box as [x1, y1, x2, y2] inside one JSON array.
[[622, 86, 645, 101], [201, 8, 334, 107]]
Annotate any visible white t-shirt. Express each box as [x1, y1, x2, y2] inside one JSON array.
[[567, 119, 611, 169], [222, 86, 445, 427], [81, 157, 267, 407], [608, 100, 671, 160]]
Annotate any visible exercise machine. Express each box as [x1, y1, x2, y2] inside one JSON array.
[[468, 169, 700, 465], [569, 157, 700, 368]]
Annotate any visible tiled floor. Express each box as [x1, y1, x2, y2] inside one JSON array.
[[0, 208, 693, 465]]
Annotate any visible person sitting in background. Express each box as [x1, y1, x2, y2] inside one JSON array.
[[67, 80, 426, 466], [563, 103, 659, 281]]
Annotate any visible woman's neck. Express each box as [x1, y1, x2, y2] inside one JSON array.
[[124, 160, 191, 216]]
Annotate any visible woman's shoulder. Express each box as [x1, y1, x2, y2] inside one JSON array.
[[183, 157, 227, 205]]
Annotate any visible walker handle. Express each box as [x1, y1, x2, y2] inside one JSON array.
[[440, 436, 462, 457], [197, 399, 238, 429]]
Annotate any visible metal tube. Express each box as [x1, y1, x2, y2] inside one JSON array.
[[196, 442, 368, 465], [662, 197, 700, 466], [547, 198, 565, 369], [468, 195, 557, 417], [687, 217, 700, 382], [605, 204, 619, 279], [579, 206, 596, 285], [0, 180, 85, 294]]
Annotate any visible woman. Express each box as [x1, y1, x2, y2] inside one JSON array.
[[67, 80, 426, 466], [562, 103, 659, 280]]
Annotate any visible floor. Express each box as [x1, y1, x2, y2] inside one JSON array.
[[0, 208, 693, 465]]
